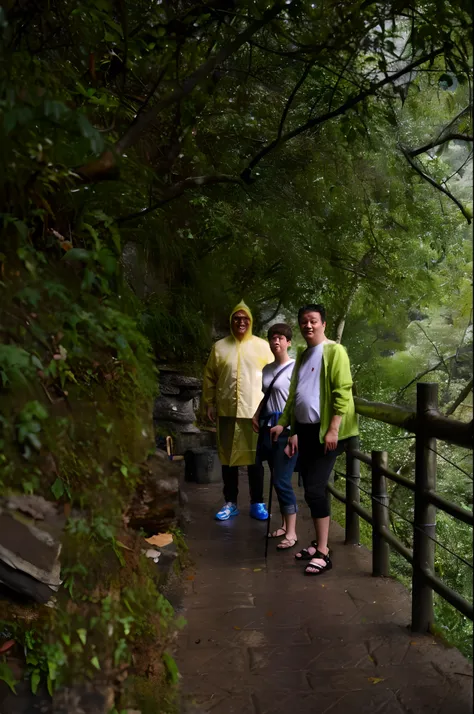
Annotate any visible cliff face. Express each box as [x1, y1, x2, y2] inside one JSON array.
[[0, 231, 184, 712]]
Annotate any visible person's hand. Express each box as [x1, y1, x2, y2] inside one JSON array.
[[285, 434, 298, 457], [252, 414, 260, 433], [324, 427, 339, 453], [270, 424, 284, 442], [207, 405, 216, 423]]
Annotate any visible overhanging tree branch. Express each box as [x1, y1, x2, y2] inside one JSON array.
[[241, 47, 445, 182], [115, 1, 286, 154], [408, 133, 473, 157], [395, 354, 457, 400], [400, 144, 472, 224], [333, 250, 373, 343], [79, 2, 286, 181], [433, 104, 472, 143], [445, 378, 473, 417], [260, 298, 283, 327], [277, 59, 316, 140], [115, 174, 244, 224]]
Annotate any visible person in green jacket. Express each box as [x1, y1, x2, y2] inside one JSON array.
[[270, 304, 358, 576]]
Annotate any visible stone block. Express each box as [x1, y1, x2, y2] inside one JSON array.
[[184, 449, 221, 484]]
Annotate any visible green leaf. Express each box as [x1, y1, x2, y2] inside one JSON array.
[[51, 478, 65, 500], [30, 670, 41, 695], [77, 629, 87, 646], [77, 114, 104, 154], [175, 615, 187, 630], [0, 662, 18, 693], [31, 355, 43, 370], [44, 100, 69, 121], [4, 110, 17, 134], [90, 656, 100, 670], [62, 248, 91, 262], [162, 652, 179, 684], [16, 287, 41, 307], [14, 220, 28, 240], [22, 401, 48, 420], [27, 433, 42, 451], [0, 345, 36, 386], [116, 334, 128, 350], [104, 17, 122, 34]]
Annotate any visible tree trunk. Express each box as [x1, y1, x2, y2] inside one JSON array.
[[333, 277, 360, 343], [333, 250, 373, 343]]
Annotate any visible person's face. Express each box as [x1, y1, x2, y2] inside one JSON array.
[[231, 310, 251, 339], [269, 334, 291, 357], [299, 311, 326, 346]]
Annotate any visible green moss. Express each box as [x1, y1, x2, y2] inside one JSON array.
[[0, 202, 183, 708], [169, 526, 190, 569], [121, 675, 179, 714]]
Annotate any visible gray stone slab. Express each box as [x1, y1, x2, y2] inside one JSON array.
[[176, 475, 473, 714]]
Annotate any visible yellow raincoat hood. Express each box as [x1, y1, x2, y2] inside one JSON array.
[[203, 301, 273, 466], [229, 300, 253, 342]]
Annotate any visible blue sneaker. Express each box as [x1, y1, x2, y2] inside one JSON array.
[[250, 503, 269, 520], [215, 502, 239, 521]]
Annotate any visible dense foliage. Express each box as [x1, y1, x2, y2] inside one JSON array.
[[0, 0, 472, 704]]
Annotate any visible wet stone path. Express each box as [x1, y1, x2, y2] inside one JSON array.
[[175, 472, 473, 714]]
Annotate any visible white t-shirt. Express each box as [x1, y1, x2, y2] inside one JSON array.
[[294, 344, 324, 424], [261, 359, 295, 419]]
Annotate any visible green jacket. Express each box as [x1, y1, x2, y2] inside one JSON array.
[[278, 341, 359, 443]]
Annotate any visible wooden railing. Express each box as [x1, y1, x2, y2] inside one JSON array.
[[328, 382, 473, 632]]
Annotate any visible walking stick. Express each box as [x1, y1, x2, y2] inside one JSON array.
[[264, 464, 274, 561], [264, 411, 282, 561]]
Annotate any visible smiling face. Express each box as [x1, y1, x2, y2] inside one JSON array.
[[298, 310, 326, 346], [231, 310, 251, 340]]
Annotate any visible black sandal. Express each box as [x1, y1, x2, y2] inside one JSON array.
[[304, 550, 332, 576], [294, 540, 318, 560]]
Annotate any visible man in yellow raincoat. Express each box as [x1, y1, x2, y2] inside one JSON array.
[[203, 301, 273, 521]]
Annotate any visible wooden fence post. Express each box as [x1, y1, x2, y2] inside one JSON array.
[[371, 450, 390, 577], [345, 436, 360, 545], [412, 382, 438, 632]]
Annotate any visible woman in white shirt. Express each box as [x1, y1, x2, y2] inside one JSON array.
[[253, 324, 298, 549]]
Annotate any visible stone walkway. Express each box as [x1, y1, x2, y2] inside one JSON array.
[[176, 475, 473, 714]]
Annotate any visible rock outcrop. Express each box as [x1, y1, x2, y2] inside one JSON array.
[[153, 368, 201, 435], [0, 496, 64, 604]]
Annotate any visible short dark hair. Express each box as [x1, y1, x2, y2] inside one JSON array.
[[298, 304, 326, 323], [267, 323, 292, 341]]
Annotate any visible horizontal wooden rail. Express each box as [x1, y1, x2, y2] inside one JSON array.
[[352, 449, 416, 491], [422, 568, 473, 621], [330, 480, 473, 621], [425, 490, 474, 527], [349, 450, 471, 524], [380, 526, 413, 565], [354, 397, 473, 449], [330, 475, 473, 620], [327, 483, 373, 524], [335, 384, 473, 632], [328, 484, 411, 562]]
